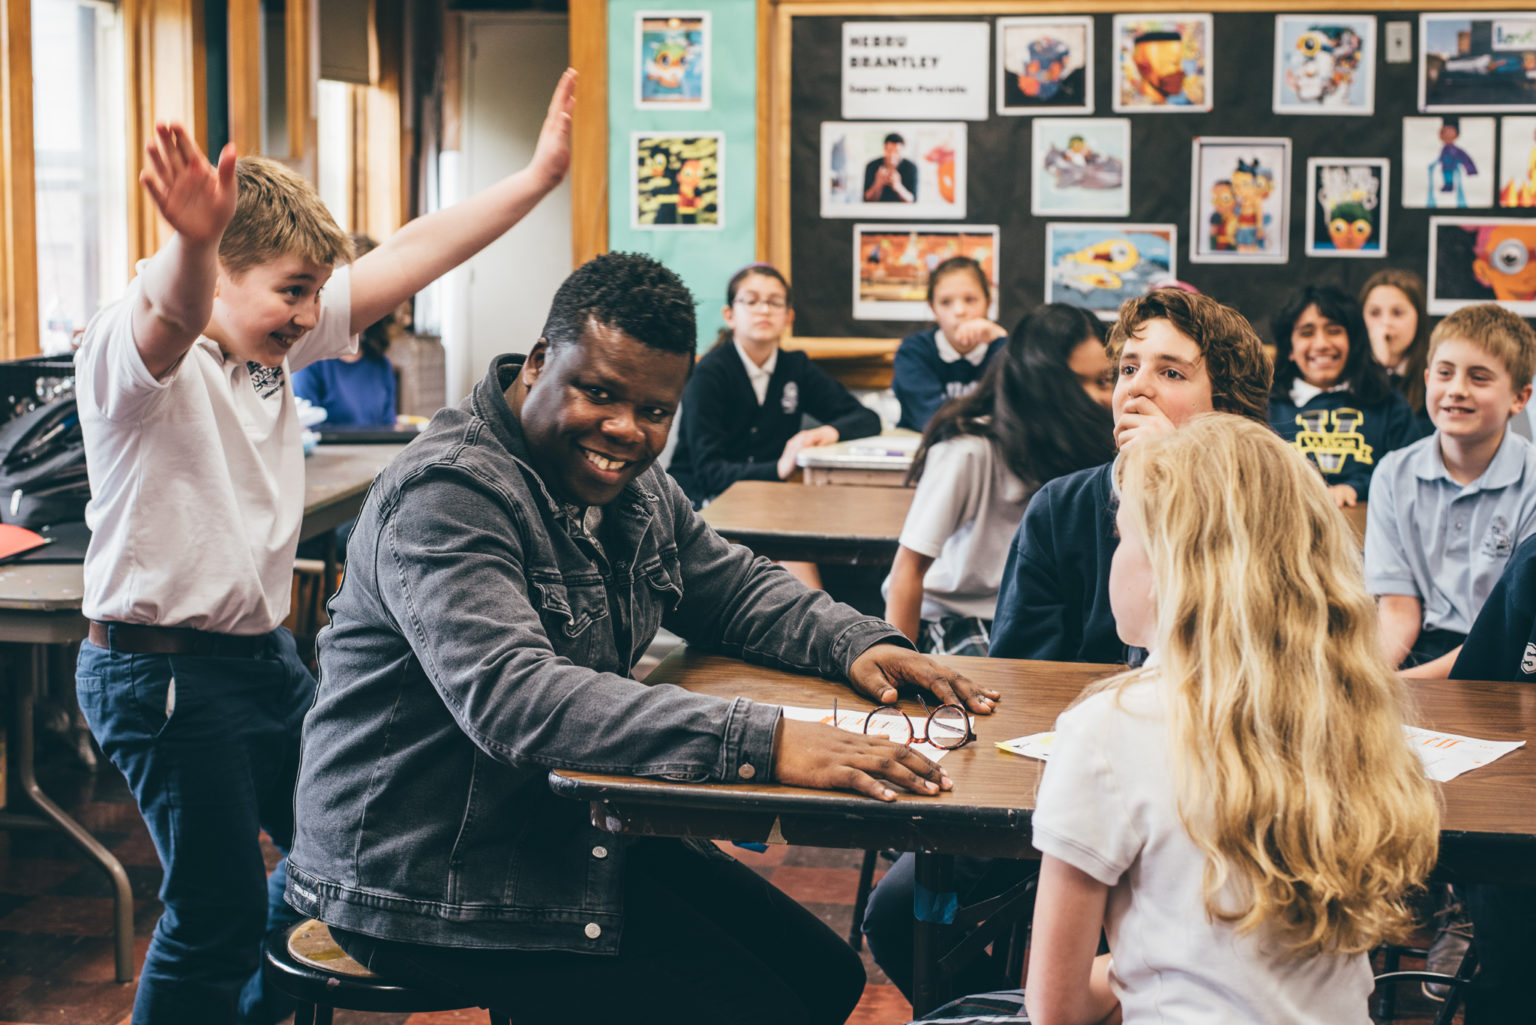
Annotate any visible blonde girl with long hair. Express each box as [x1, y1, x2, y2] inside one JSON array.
[[1013, 415, 1440, 1025]]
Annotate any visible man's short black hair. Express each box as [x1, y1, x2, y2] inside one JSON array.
[[541, 251, 697, 356], [883, 132, 905, 146]]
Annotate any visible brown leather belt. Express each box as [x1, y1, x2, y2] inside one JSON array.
[[88, 621, 269, 658]]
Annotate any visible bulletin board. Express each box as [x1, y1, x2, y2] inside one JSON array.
[[760, 0, 1536, 349]]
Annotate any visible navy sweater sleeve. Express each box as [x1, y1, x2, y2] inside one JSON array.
[[1452, 533, 1536, 684], [990, 462, 1126, 664], [792, 353, 881, 441], [893, 332, 946, 432]]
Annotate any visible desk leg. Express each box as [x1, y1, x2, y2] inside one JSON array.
[[323, 531, 340, 604], [7, 648, 135, 983], [912, 850, 957, 1017]]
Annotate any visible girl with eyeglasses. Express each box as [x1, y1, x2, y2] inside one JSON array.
[[669, 263, 881, 520]]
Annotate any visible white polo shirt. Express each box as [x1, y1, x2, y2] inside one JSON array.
[[1365, 429, 1536, 634], [75, 266, 355, 635]]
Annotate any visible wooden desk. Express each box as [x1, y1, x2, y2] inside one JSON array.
[[797, 429, 919, 488], [700, 480, 913, 566], [553, 652, 1536, 1008], [1343, 500, 1368, 544], [0, 442, 406, 983]]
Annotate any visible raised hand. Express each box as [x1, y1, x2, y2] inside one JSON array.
[[848, 642, 999, 715], [529, 68, 577, 191], [140, 123, 237, 246], [771, 718, 951, 801]]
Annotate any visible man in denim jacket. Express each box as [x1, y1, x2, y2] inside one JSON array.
[[286, 253, 998, 1025]]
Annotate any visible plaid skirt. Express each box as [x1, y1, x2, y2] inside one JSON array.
[[913, 988, 1031, 1022], [918, 615, 992, 657]]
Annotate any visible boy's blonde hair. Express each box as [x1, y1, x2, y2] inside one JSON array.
[[1428, 303, 1536, 388], [1103, 415, 1439, 956], [1108, 288, 1273, 425], [218, 156, 352, 277]]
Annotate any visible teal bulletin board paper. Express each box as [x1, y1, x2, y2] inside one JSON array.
[[609, 0, 758, 351]]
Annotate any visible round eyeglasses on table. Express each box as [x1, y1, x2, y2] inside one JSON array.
[[832, 695, 975, 751]]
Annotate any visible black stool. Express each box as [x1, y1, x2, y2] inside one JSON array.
[[1372, 939, 1478, 1025], [263, 918, 512, 1025]]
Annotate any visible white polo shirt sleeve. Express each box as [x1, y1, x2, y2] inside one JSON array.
[[1364, 448, 1422, 599]]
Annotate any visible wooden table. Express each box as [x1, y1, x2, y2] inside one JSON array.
[[797, 429, 919, 487], [552, 651, 1536, 1009], [0, 442, 406, 983], [700, 480, 913, 565]]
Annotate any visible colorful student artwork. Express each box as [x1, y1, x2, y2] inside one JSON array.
[[1189, 137, 1290, 264], [996, 16, 1093, 116], [631, 133, 722, 230], [1305, 158, 1389, 258], [1112, 14, 1212, 113], [635, 12, 709, 109], [820, 122, 967, 220], [852, 224, 1000, 322], [1044, 223, 1177, 321], [1031, 118, 1130, 217], [1419, 12, 1536, 113], [1499, 116, 1536, 207], [1272, 15, 1375, 115], [1428, 216, 1536, 316], [1402, 117, 1495, 209]]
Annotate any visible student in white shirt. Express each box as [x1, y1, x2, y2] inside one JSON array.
[[918, 416, 1440, 1025]]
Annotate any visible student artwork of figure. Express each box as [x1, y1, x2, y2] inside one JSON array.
[[1273, 15, 1375, 115], [631, 132, 722, 229], [1113, 14, 1213, 113], [1032, 119, 1130, 216], [1306, 158, 1389, 257], [1191, 138, 1290, 263], [1403, 117, 1495, 209], [996, 16, 1094, 115], [1429, 216, 1536, 315], [635, 12, 708, 109], [854, 224, 999, 321], [1420, 12, 1536, 113], [821, 122, 967, 220]]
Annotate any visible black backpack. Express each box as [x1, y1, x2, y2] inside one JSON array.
[[0, 397, 90, 528]]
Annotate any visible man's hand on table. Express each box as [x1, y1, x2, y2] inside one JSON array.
[[772, 718, 951, 802], [848, 642, 1000, 715]]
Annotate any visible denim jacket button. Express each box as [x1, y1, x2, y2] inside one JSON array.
[[592, 845, 608, 859], [584, 922, 602, 939], [737, 763, 756, 780]]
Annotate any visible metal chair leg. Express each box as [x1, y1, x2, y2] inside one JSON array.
[[849, 849, 879, 950]]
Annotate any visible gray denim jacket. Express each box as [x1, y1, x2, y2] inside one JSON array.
[[286, 355, 904, 952]]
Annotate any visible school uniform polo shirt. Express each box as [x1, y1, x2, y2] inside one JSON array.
[[1365, 430, 1536, 635]]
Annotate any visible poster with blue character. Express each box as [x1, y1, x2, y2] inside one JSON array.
[[1045, 223, 1177, 320], [636, 12, 709, 109], [997, 16, 1093, 116], [1273, 15, 1375, 115]]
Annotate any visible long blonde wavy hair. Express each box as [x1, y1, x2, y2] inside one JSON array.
[[1105, 415, 1440, 957]]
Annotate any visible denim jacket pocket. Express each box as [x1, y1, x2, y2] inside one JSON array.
[[630, 556, 684, 668]]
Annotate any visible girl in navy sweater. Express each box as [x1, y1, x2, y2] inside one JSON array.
[[1268, 284, 1422, 509], [669, 263, 880, 507], [892, 257, 1010, 430]]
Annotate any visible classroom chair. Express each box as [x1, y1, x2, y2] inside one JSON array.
[[1370, 938, 1477, 1025], [263, 918, 514, 1025]]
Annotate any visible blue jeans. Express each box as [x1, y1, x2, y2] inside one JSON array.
[[76, 628, 315, 1025]]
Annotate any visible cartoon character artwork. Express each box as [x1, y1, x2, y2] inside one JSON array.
[[1113, 15, 1213, 112], [1306, 158, 1388, 258], [1273, 16, 1375, 114], [1190, 137, 1291, 264], [1045, 223, 1178, 319], [1032, 118, 1131, 217], [1498, 116, 1536, 207], [997, 17, 1093, 115], [636, 13, 709, 109], [1208, 180, 1237, 251], [1428, 216, 1536, 315], [631, 133, 722, 229], [1402, 117, 1496, 210]]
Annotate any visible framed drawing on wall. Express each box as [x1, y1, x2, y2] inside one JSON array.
[[1189, 136, 1291, 264]]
